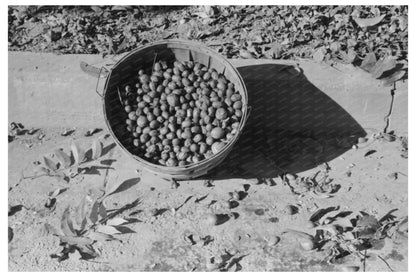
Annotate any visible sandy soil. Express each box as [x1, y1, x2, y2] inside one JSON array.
[[8, 53, 408, 272]]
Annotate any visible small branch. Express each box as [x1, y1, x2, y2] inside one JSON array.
[[363, 250, 367, 272]]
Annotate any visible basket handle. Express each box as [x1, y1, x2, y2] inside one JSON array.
[[95, 66, 110, 98]]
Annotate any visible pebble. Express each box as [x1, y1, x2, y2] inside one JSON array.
[[352, 144, 358, 149], [387, 172, 398, 180]]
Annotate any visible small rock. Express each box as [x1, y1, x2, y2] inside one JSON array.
[[352, 145, 358, 149], [254, 208, 265, 216], [387, 172, 398, 180], [268, 217, 279, 223], [150, 208, 158, 216]]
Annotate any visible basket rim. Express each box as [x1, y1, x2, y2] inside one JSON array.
[[102, 39, 250, 172]]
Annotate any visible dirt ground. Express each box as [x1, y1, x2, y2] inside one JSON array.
[[8, 52, 408, 271]]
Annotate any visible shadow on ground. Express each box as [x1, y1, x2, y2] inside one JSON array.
[[203, 63, 366, 180]]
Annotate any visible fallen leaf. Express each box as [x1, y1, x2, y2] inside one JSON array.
[[364, 150, 377, 157], [49, 187, 67, 198], [71, 140, 85, 165], [96, 225, 121, 235], [91, 139, 103, 160], [113, 225, 135, 234], [34, 165, 50, 175], [85, 128, 102, 137], [75, 196, 88, 226], [354, 14, 386, 28], [239, 49, 255, 59], [361, 52, 377, 72], [86, 231, 116, 242], [107, 217, 128, 226], [89, 201, 100, 224], [313, 47, 326, 62], [54, 149, 72, 168], [382, 70, 406, 87], [98, 202, 107, 219], [105, 177, 141, 197], [371, 56, 397, 79], [61, 207, 76, 237], [43, 156, 58, 171]]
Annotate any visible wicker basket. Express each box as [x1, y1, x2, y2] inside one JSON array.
[[98, 40, 249, 180]]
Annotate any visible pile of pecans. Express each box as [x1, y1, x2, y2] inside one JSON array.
[[122, 59, 244, 167]]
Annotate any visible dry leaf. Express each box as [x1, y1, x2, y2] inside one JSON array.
[[49, 187, 66, 198], [54, 149, 71, 168], [87, 231, 116, 242], [91, 139, 103, 160], [107, 217, 128, 226], [371, 56, 397, 78], [239, 49, 255, 59], [89, 201, 100, 224], [313, 47, 326, 62], [34, 165, 50, 175], [361, 52, 377, 72], [104, 177, 141, 197], [96, 225, 121, 235], [98, 202, 107, 219], [43, 156, 58, 171], [71, 140, 85, 165], [61, 207, 76, 236], [364, 149, 377, 157], [353, 14, 385, 28], [382, 70, 406, 87]]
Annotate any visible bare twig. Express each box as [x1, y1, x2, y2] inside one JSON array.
[[363, 250, 367, 272]]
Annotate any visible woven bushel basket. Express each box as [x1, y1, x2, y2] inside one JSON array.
[[102, 40, 249, 180]]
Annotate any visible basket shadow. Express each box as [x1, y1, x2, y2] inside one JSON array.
[[202, 63, 367, 180]]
